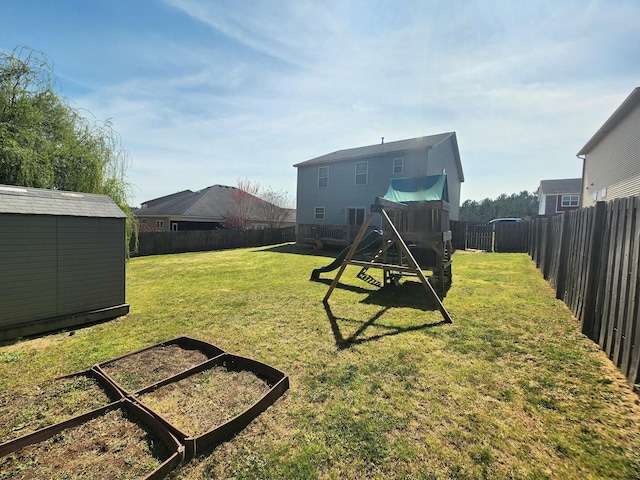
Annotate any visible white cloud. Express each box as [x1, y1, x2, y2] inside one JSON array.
[[18, 0, 636, 206]]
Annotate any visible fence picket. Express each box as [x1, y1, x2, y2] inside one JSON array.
[[132, 227, 296, 257], [621, 198, 640, 381]]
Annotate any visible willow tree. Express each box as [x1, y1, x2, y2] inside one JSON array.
[[0, 46, 136, 251]]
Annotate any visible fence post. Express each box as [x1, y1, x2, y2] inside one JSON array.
[[581, 201, 606, 339]]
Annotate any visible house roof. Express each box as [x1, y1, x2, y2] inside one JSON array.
[[141, 189, 194, 209], [538, 178, 582, 195], [0, 184, 126, 218], [382, 175, 449, 203], [136, 185, 243, 219], [294, 133, 464, 181], [577, 87, 640, 156]]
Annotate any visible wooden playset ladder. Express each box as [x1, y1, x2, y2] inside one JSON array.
[[323, 197, 452, 324]]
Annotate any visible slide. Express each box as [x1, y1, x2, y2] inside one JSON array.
[[310, 230, 382, 280]]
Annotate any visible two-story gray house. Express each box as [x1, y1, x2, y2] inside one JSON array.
[[294, 133, 464, 246]]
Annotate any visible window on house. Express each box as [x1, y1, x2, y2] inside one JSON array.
[[355, 161, 368, 185], [315, 207, 325, 220], [318, 166, 328, 188], [140, 218, 146, 224], [156, 220, 164, 229], [171, 223, 178, 231], [561, 195, 579, 207], [347, 207, 365, 226], [393, 158, 403, 174]]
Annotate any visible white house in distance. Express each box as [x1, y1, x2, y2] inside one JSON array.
[[577, 87, 640, 207], [537, 178, 582, 216], [294, 133, 464, 246]]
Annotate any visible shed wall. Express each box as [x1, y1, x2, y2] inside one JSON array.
[[0, 214, 126, 332]]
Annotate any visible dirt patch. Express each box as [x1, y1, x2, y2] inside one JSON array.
[[0, 375, 113, 444], [139, 367, 270, 436], [101, 344, 210, 392], [0, 408, 170, 479]]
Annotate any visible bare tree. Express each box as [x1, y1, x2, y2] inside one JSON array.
[[224, 178, 294, 229], [258, 186, 294, 228], [223, 178, 261, 230]]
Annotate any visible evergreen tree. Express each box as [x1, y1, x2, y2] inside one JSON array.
[[460, 190, 538, 223]]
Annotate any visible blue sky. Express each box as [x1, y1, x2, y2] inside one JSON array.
[[2, 0, 639, 207]]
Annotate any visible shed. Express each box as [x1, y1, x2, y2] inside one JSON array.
[[0, 185, 129, 341]]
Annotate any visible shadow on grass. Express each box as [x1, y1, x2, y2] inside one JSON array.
[[254, 242, 340, 259], [311, 277, 373, 295], [323, 302, 449, 350]]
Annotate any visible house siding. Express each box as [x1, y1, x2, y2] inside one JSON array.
[[296, 135, 463, 231], [429, 139, 461, 219], [582, 103, 640, 207]]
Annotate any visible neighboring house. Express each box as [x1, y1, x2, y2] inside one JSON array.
[[136, 185, 295, 231], [537, 178, 582, 216], [577, 87, 640, 208], [0, 185, 129, 341], [293, 133, 464, 246]]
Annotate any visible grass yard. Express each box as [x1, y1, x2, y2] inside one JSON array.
[[1, 245, 639, 479]]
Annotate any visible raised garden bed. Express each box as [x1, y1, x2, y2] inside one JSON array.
[[98, 337, 224, 393], [0, 338, 289, 477], [134, 353, 290, 460], [0, 370, 121, 445], [0, 399, 183, 480]]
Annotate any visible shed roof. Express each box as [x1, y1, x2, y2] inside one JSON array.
[[538, 178, 582, 195], [382, 175, 449, 203], [294, 133, 464, 181], [577, 87, 640, 156], [0, 185, 126, 218]]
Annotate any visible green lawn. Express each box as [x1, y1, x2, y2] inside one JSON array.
[[1, 245, 639, 479]]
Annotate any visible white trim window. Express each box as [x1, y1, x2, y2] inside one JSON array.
[[318, 166, 329, 188], [355, 161, 368, 185], [393, 157, 404, 174], [561, 195, 579, 207], [156, 220, 164, 229], [314, 207, 325, 220]]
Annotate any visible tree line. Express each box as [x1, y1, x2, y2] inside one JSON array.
[[459, 190, 538, 223]]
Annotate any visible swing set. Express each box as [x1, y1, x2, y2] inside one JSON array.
[[322, 175, 453, 324]]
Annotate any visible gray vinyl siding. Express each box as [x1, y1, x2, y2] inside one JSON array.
[[296, 135, 463, 225], [0, 214, 126, 329], [582, 103, 640, 207], [429, 139, 461, 219], [297, 150, 429, 228]]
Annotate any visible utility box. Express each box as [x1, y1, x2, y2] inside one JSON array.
[[0, 185, 129, 341]]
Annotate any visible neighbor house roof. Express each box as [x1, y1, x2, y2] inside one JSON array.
[[137, 185, 243, 219], [382, 175, 449, 203], [538, 178, 582, 195], [0, 184, 126, 218], [577, 87, 640, 156], [294, 133, 464, 181]]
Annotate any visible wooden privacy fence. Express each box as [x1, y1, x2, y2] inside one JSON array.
[[132, 226, 296, 257], [450, 221, 529, 253], [529, 198, 640, 388]]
